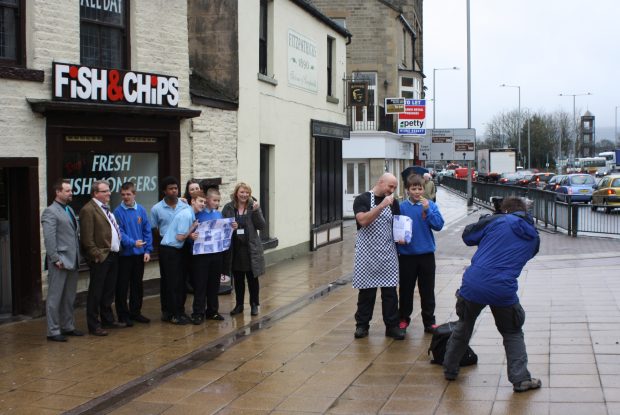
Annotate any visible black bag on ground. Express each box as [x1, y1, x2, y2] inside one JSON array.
[[428, 321, 478, 366]]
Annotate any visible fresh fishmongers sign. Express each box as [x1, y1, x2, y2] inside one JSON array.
[[53, 63, 179, 107]]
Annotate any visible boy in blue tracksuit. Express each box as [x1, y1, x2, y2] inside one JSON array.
[[114, 182, 153, 326], [397, 174, 444, 333], [443, 196, 541, 393]]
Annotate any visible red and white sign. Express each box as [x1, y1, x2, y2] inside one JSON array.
[[53, 63, 179, 107], [398, 99, 426, 135]]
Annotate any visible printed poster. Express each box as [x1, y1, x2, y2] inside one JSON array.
[[193, 218, 235, 255]]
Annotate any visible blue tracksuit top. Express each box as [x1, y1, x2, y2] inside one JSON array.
[[397, 199, 444, 255], [458, 212, 540, 307], [113, 202, 153, 256], [195, 208, 222, 223]]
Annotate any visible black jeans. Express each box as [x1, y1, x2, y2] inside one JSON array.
[[158, 245, 186, 317], [398, 253, 436, 327], [192, 252, 223, 316], [354, 286, 399, 329], [86, 252, 118, 332], [443, 295, 531, 384], [115, 254, 145, 321], [233, 271, 259, 306]]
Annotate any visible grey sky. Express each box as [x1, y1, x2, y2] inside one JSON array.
[[424, 0, 619, 139]]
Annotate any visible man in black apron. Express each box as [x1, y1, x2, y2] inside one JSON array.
[[352, 173, 404, 340]]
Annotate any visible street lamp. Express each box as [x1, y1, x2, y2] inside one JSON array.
[[499, 84, 521, 165], [432, 66, 459, 129], [559, 92, 592, 157]]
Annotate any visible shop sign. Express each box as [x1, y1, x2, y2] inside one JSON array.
[[53, 62, 179, 107], [348, 82, 368, 107], [64, 151, 159, 214], [287, 29, 318, 93]]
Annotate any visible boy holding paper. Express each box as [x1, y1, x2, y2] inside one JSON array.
[[397, 174, 444, 333]]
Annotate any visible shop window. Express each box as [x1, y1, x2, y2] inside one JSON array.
[[0, 0, 24, 66], [327, 36, 334, 97], [80, 0, 129, 69], [63, 147, 159, 215]]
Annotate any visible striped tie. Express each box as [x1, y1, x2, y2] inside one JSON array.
[[103, 205, 121, 238]]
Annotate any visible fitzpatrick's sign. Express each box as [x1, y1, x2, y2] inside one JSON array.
[[52, 63, 179, 107]]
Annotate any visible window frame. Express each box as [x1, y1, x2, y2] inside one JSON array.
[[79, 0, 131, 69], [0, 0, 26, 67], [259, 0, 268, 75], [326, 36, 334, 97]]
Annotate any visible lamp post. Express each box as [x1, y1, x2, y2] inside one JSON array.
[[559, 92, 592, 158], [432, 66, 459, 129], [615, 106, 619, 146], [499, 84, 521, 165]]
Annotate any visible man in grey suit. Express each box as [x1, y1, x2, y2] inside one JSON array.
[[41, 179, 83, 342]]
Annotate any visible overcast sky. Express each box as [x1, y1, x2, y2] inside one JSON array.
[[423, 0, 620, 139]]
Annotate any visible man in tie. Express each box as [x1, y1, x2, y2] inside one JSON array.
[[80, 180, 125, 336], [41, 179, 83, 342]]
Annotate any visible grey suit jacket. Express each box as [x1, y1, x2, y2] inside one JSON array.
[[41, 201, 81, 270]]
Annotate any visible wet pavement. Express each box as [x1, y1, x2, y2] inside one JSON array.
[[2, 187, 620, 414]]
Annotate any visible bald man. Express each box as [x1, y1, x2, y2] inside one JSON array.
[[352, 173, 405, 340]]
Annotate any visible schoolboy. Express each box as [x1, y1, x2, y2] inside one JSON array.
[[397, 174, 444, 333], [114, 182, 153, 326], [159, 191, 205, 325], [191, 188, 227, 324]]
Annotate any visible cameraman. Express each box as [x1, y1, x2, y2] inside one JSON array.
[[443, 196, 541, 393]]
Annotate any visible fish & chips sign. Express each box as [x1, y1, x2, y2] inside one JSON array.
[[53, 63, 179, 107]]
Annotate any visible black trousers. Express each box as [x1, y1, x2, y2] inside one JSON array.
[[354, 286, 399, 329], [192, 252, 223, 316], [398, 253, 436, 327], [158, 245, 186, 317], [86, 252, 118, 332], [115, 254, 145, 321], [233, 271, 259, 306]]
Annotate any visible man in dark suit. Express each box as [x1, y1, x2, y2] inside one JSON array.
[[80, 180, 125, 336], [41, 179, 83, 342]]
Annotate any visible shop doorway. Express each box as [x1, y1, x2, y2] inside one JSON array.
[[343, 160, 369, 218], [0, 160, 42, 318]]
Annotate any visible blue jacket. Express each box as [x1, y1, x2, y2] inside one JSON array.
[[113, 202, 153, 256], [397, 199, 444, 255], [459, 212, 540, 306]]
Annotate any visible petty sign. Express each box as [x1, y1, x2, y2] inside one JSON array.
[[398, 99, 426, 135]]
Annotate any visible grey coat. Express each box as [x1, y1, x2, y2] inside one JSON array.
[[222, 201, 266, 277], [41, 201, 81, 270]]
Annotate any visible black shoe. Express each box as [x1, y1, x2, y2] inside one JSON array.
[[61, 329, 85, 337], [444, 372, 458, 381], [102, 321, 128, 329], [424, 324, 438, 334], [354, 327, 369, 339], [230, 305, 244, 315], [47, 334, 67, 342], [206, 313, 225, 321], [121, 319, 134, 327], [161, 313, 172, 322], [89, 328, 108, 336], [385, 326, 406, 340], [191, 314, 204, 325], [131, 314, 151, 324], [250, 304, 259, 316]]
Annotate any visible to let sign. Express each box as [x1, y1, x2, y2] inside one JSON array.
[[398, 99, 426, 135]]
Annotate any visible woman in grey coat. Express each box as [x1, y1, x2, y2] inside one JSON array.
[[222, 182, 266, 316]]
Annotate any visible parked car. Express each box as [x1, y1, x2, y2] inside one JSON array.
[[544, 174, 565, 191], [528, 172, 556, 189], [498, 172, 522, 185], [555, 174, 596, 203], [591, 174, 620, 213]]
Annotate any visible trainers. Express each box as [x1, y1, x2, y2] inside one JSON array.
[[398, 319, 409, 330], [191, 314, 204, 325], [513, 378, 542, 393], [354, 327, 369, 339], [424, 324, 439, 334], [170, 315, 188, 325], [206, 313, 225, 321], [385, 326, 406, 340]]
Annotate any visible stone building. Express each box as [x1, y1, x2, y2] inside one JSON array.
[[0, 0, 199, 317], [188, 0, 351, 255], [309, 0, 424, 215]]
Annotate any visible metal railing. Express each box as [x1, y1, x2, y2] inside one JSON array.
[[439, 176, 620, 237]]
